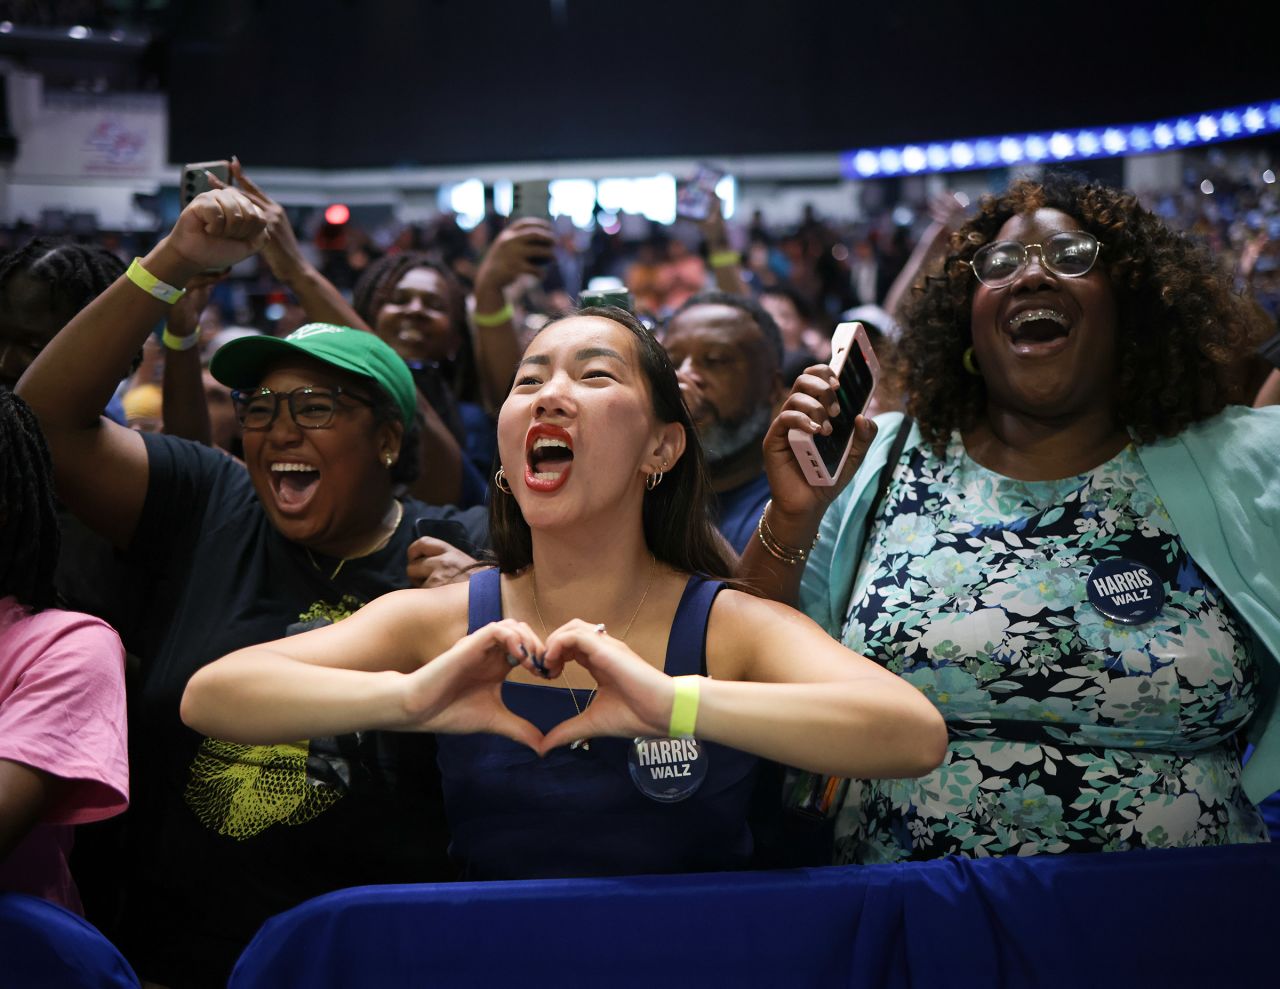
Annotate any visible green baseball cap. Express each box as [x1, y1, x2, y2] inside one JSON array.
[[210, 323, 417, 425]]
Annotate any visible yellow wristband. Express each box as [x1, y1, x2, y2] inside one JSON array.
[[161, 323, 201, 352], [473, 302, 515, 327], [709, 250, 741, 269], [669, 675, 700, 738], [126, 258, 186, 305]]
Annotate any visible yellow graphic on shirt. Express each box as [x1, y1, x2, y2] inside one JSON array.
[[184, 596, 364, 840]]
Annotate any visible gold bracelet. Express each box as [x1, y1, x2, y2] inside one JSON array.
[[756, 500, 818, 565]]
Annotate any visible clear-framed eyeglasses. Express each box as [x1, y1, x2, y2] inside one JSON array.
[[968, 231, 1103, 288], [230, 386, 375, 430]]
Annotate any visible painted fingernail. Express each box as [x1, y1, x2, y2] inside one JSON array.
[[519, 644, 530, 658], [507, 654, 520, 667]]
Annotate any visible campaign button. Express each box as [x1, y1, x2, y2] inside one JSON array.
[[627, 736, 708, 803], [1086, 558, 1165, 625]]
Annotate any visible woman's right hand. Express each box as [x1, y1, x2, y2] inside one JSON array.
[[150, 188, 270, 286], [398, 619, 547, 750], [474, 218, 555, 293], [762, 364, 877, 527]]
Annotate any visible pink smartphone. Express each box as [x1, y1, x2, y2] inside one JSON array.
[[787, 321, 880, 486]]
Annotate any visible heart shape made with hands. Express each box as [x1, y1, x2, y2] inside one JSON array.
[[403, 617, 678, 756]]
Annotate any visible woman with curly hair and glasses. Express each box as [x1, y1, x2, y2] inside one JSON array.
[[742, 172, 1280, 863]]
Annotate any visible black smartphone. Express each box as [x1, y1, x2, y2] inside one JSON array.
[[414, 516, 479, 557]]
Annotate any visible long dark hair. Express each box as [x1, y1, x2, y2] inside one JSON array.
[[488, 306, 733, 579], [0, 388, 60, 610]]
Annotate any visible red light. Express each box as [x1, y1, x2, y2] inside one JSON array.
[[324, 203, 350, 225]]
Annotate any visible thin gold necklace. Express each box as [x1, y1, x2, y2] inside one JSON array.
[[305, 500, 404, 581], [530, 556, 656, 751]]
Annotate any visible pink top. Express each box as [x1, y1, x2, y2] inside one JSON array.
[[0, 595, 128, 913]]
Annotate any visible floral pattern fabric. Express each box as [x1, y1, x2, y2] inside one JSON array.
[[836, 437, 1267, 862]]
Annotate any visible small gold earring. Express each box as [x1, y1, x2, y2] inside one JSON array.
[[494, 467, 512, 494], [962, 347, 982, 377]]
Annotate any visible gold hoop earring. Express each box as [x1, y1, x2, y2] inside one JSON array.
[[494, 468, 512, 494], [962, 347, 982, 377], [645, 470, 665, 491]]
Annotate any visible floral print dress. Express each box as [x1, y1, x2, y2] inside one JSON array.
[[836, 436, 1268, 863]]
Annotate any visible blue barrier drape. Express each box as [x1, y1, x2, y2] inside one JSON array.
[[230, 844, 1278, 988], [0, 893, 139, 989]]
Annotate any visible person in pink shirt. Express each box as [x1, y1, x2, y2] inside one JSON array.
[[0, 387, 128, 914]]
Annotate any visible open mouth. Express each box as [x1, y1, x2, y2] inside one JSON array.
[[1006, 308, 1071, 354], [524, 424, 574, 492], [269, 461, 321, 512]]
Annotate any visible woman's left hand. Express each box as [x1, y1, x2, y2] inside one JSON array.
[[539, 619, 676, 752]]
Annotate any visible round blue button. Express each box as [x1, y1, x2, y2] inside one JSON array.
[[627, 736, 708, 803], [1086, 558, 1165, 625]]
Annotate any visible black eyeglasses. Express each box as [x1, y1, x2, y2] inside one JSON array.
[[230, 386, 374, 430], [968, 231, 1103, 288]]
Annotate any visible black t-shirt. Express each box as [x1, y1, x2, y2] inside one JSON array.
[[117, 433, 487, 988]]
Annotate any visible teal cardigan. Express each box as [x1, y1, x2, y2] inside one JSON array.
[[799, 406, 1280, 804]]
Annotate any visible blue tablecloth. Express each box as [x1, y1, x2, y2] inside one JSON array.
[[231, 843, 1278, 988]]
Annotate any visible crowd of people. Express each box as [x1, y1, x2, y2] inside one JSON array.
[[1, 153, 1278, 987]]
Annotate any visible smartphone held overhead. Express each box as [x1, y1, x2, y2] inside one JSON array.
[[180, 160, 231, 207], [676, 164, 726, 221], [788, 322, 879, 486], [511, 180, 552, 221]]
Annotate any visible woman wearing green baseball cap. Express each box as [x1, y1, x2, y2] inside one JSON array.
[[16, 188, 487, 988]]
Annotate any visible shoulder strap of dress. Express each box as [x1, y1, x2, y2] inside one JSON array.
[[853, 414, 914, 567], [466, 568, 504, 634], [663, 575, 725, 677]]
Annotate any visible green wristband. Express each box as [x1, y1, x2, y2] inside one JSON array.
[[669, 675, 700, 738], [473, 302, 514, 327]]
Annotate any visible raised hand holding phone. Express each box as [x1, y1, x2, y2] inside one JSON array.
[[758, 323, 879, 542], [148, 189, 270, 286], [787, 322, 879, 486]]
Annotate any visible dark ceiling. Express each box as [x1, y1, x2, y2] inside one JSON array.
[[15, 1, 1280, 169]]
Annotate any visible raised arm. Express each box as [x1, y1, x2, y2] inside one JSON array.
[[158, 279, 215, 446], [470, 218, 554, 411], [736, 364, 876, 605], [228, 160, 372, 332], [881, 190, 965, 320], [701, 196, 751, 297], [16, 190, 268, 548]]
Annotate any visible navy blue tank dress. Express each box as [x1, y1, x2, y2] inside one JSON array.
[[435, 568, 759, 880]]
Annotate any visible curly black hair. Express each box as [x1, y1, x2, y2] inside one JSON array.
[[900, 172, 1271, 451]]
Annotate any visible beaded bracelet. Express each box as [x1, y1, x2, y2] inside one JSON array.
[[756, 500, 819, 565]]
